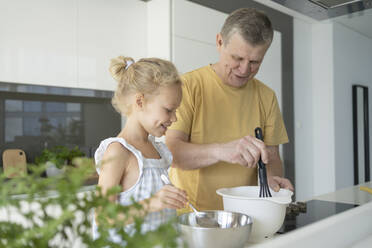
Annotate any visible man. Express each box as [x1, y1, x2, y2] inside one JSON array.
[[166, 8, 294, 213]]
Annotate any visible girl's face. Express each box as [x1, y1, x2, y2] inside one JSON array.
[[139, 84, 182, 137]]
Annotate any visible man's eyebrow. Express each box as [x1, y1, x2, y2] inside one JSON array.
[[232, 54, 242, 59]]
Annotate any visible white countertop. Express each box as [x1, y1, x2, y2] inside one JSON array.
[[247, 181, 372, 248], [313, 181, 372, 205], [10, 183, 96, 200], [6, 179, 372, 247]]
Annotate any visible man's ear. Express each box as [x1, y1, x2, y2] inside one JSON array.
[[135, 93, 144, 108], [216, 33, 223, 51]]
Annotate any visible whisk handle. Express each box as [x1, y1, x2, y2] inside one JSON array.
[[254, 127, 264, 141], [254, 127, 266, 169]]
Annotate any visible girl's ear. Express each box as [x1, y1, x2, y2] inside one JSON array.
[[135, 93, 144, 108]]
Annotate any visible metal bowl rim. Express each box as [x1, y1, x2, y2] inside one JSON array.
[[177, 210, 253, 230]]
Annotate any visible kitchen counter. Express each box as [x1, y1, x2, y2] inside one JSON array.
[[8, 177, 98, 200], [4, 179, 371, 247], [313, 181, 372, 205], [247, 181, 372, 248]]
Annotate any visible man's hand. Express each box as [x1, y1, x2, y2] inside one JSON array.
[[268, 176, 294, 192], [217, 136, 269, 168]]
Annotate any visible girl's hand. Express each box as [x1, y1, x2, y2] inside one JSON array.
[[148, 185, 188, 212]]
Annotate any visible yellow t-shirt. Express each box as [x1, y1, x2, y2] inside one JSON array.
[[169, 65, 288, 213]]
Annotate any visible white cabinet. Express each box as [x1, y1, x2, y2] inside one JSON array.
[[146, 0, 172, 60], [0, 0, 77, 87], [0, 0, 282, 94], [171, 0, 225, 73], [0, 0, 147, 90], [172, 36, 218, 74], [77, 0, 147, 91], [146, 0, 223, 73], [172, 0, 225, 45]]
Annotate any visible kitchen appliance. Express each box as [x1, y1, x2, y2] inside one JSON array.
[[278, 200, 359, 234], [178, 210, 252, 248], [271, 0, 372, 20]]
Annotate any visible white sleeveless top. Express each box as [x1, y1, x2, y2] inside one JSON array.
[[92, 136, 176, 243]]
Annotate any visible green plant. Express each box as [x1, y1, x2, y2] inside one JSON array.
[[35, 146, 85, 169], [0, 158, 179, 248]]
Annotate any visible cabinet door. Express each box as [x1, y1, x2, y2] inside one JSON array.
[[0, 0, 77, 87], [77, 0, 147, 91], [172, 0, 225, 73], [173, 36, 218, 74]]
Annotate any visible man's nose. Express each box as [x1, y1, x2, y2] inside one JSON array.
[[239, 61, 250, 75]]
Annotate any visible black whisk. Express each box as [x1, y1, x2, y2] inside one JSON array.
[[255, 127, 272, 198]]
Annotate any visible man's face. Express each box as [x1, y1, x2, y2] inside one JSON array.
[[216, 32, 270, 88]]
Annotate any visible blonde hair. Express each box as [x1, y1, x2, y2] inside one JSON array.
[[109, 56, 181, 116]]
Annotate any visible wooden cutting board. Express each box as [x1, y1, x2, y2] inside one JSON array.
[[2, 149, 27, 178]]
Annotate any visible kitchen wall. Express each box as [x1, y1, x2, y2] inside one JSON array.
[[294, 19, 339, 200], [294, 18, 372, 200], [333, 22, 372, 190], [311, 22, 337, 198], [293, 19, 314, 200]]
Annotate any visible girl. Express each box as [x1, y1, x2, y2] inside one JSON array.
[[92, 56, 188, 242]]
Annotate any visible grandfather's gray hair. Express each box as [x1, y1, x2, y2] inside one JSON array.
[[220, 8, 273, 45]]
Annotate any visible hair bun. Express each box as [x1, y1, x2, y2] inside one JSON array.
[[109, 56, 134, 82]]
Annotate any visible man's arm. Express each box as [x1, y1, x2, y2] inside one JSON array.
[[165, 130, 220, 170], [265, 146, 283, 178], [166, 129, 269, 170], [166, 129, 294, 191], [266, 145, 294, 191]]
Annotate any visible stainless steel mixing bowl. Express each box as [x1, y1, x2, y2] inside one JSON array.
[[178, 210, 252, 248]]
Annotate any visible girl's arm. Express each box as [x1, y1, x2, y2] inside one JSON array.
[[97, 142, 129, 202], [96, 142, 187, 225]]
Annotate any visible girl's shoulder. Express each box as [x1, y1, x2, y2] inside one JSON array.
[[94, 137, 143, 174], [103, 141, 132, 161]]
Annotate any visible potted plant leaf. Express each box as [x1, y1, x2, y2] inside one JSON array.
[[35, 146, 85, 177], [0, 158, 179, 247]]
